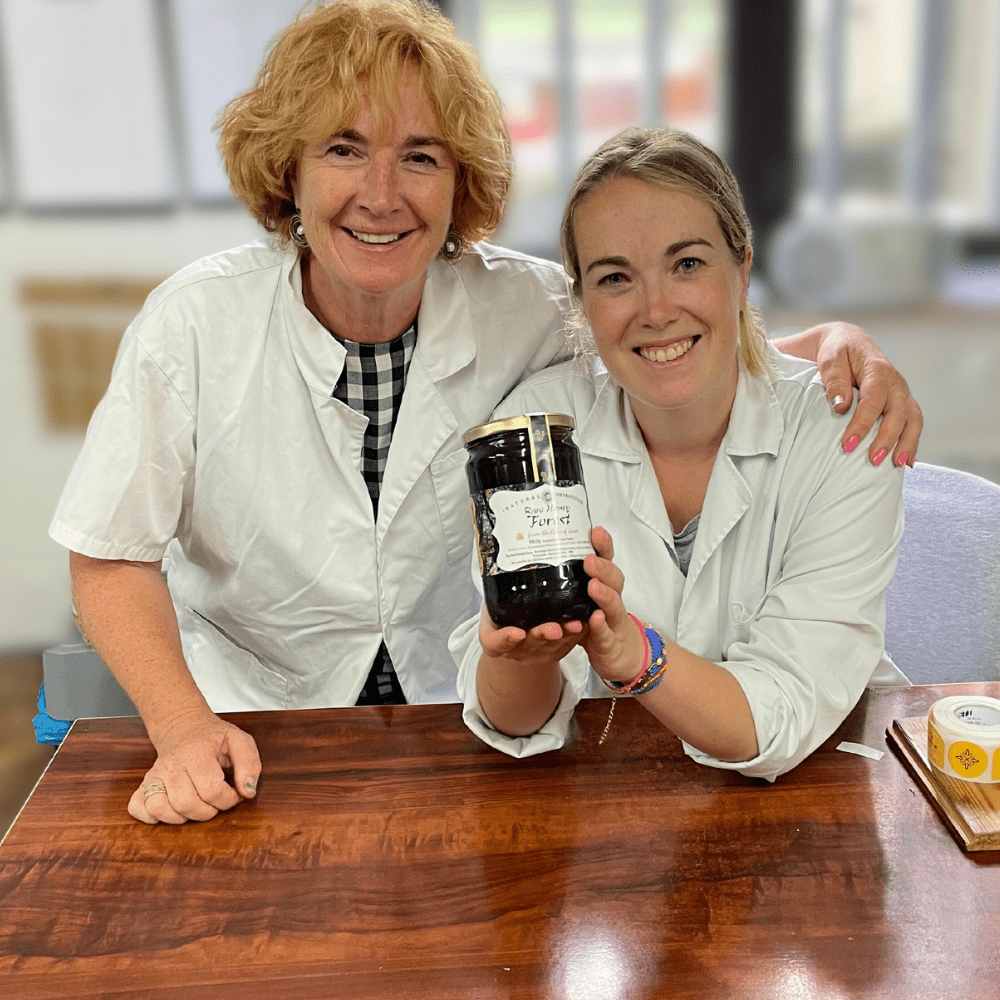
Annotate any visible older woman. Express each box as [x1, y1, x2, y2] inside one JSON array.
[[456, 127, 908, 780], [51, 0, 917, 824]]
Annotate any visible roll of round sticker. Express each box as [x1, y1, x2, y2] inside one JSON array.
[[926, 695, 1000, 784]]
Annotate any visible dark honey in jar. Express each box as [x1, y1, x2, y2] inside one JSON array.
[[463, 412, 597, 629]]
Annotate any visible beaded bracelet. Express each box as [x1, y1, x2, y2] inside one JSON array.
[[632, 624, 668, 696], [600, 614, 668, 695], [598, 616, 669, 744]]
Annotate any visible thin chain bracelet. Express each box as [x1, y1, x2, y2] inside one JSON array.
[[598, 697, 617, 744]]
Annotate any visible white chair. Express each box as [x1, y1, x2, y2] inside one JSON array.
[[884, 462, 1000, 684]]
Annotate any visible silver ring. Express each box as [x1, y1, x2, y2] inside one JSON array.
[[143, 779, 167, 800]]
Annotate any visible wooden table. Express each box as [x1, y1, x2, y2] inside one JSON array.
[[2, 684, 998, 999]]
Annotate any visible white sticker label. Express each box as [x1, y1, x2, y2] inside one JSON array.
[[836, 741, 885, 761], [487, 483, 593, 571]]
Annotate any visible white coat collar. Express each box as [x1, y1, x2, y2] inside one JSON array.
[[575, 362, 786, 585], [282, 253, 347, 393], [576, 361, 785, 464], [414, 257, 478, 382], [280, 252, 478, 392]]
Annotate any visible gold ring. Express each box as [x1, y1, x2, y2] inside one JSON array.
[[143, 780, 167, 800]]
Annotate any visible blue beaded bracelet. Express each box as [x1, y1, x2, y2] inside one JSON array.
[[602, 619, 668, 694], [597, 619, 669, 744]]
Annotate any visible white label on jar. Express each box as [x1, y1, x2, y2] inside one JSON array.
[[487, 483, 593, 571]]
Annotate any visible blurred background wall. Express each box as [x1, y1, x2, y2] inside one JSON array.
[[0, 0, 997, 657]]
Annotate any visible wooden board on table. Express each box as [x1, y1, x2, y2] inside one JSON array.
[[887, 715, 1000, 851]]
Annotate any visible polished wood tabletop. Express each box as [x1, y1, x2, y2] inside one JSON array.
[[1, 683, 998, 1000]]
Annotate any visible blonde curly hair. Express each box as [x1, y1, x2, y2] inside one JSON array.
[[217, 0, 511, 258]]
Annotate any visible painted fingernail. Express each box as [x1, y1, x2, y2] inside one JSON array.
[[832, 395, 845, 408], [244, 780, 256, 794], [895, 452, 908, 467], [872, 448, 888, 466], [844, 435, 860, 454]]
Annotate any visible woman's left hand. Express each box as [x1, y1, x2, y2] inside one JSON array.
[[807, 321, 923, 467], [581, 526, 646, 686]]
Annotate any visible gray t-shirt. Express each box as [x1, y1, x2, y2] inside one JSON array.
[[673, 514, 700, 577]]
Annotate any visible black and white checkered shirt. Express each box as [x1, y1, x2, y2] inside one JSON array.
[[331, 322, 417, 706]]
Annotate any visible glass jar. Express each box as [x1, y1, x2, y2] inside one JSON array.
[[463, 412, 597, 629]]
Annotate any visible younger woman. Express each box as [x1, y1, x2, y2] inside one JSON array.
[[452, 128, 907, 780]]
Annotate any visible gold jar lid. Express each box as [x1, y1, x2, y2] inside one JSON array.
[[462, 412, 575, 446]]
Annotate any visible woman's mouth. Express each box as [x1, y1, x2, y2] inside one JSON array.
[[345, 228, 408, 245], [637, 337, 698, 363]]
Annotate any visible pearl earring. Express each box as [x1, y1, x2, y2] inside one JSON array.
[[290, 213, 309, 251]]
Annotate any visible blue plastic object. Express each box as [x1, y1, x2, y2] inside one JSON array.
[[33, 684, 73, 746]]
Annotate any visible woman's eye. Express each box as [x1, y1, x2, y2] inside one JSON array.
[[327, 144, 355, 158], [677, 257, 701, 273], [408, 151, 438, 167], [597, 272, 627, 287]]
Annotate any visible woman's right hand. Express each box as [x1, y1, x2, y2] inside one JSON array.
[[69, 553, 261, 825], [475, 607, 584, 737], [128, 713, 261, 825], [479, 606, 587, 667]]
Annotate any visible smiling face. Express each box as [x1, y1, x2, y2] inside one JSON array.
[[291, 63, 457, 340], [575, 176, 751, 428]]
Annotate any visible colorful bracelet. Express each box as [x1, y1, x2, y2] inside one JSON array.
[[632, 626, 668, 695], [600, 614, 649, 692], [600, 615, 669, 695], [633, 622, 667, 694], [597, 616, 669, 745]]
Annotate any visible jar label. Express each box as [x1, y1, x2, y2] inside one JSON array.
[[473, 482, 593, 573]]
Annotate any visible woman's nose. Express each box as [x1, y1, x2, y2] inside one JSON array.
[[358, 155, 398, 214], [639, 282, 676, 329]]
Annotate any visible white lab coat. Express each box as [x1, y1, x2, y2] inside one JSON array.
[[49, 239, 571, 709], [451, 352, 908, 780]]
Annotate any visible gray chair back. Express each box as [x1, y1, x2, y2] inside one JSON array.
[[884, 462, 1000, 684], [43, 633, 138, 720]]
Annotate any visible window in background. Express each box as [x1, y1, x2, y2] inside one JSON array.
[[799, 0, 914, 206], [0, 0, 175, 208], [937, 0, 1000, 228], [789, 0, 999, 309], [0, 104, 6, 207], [453, 0, 723, 260], [660, 0, 722, 146], [475, 0, 560, 256], [572, 0, 648, 162], [798, 0, 999, 225], [846, 0, 918, 199], [170, 0, 306, 202]]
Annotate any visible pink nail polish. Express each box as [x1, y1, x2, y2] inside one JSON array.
[[873, 448, 887, 466], [844, 435, 860, 454], [896, 452, 908, 467]]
